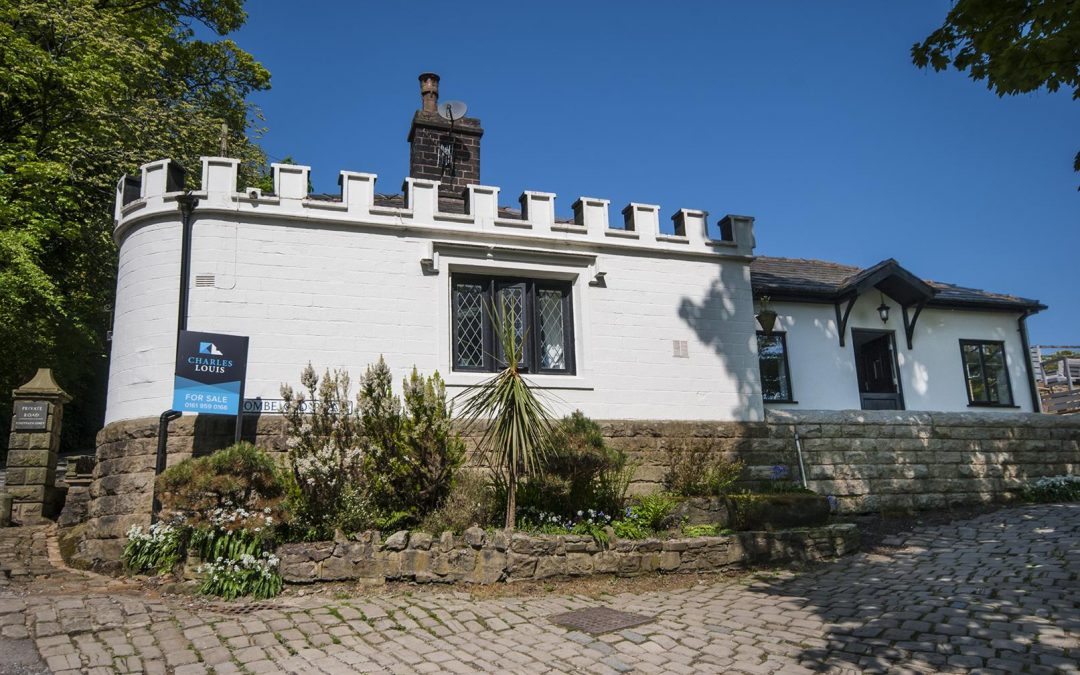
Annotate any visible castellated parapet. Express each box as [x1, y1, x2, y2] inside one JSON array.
[[115, 157, 756, 259]]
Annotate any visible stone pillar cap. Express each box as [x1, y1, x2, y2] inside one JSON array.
[[12, 368, 71, 402]]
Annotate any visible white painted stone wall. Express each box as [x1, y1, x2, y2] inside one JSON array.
[[105, 158, 763, 424], [764, 297, 1034, 413]]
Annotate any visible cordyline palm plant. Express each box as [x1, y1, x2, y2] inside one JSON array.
[[455, 299, 555, 529]]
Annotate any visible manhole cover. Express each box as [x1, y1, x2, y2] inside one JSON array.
[[206, 601, 278, 615], [549, 607, 654, 634]]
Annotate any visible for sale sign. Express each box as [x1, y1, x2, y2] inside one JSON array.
[[173, 330, 249, 415]]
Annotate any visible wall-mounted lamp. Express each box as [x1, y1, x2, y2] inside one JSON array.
[[877, 293, 890, 324]]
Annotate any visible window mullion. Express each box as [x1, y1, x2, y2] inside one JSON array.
[[978, 343, 990, 403]]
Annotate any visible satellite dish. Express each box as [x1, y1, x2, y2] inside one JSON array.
[[438, 100, 468, 121]]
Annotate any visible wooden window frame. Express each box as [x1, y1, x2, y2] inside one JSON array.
[[959, 339, 1016, 407], [757, 331, 795, 403]]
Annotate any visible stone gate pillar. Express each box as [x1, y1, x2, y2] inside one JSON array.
[[6, 369, 70, 524]]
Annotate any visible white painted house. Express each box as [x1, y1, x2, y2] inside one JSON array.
[[103, 74, 1045, 427]]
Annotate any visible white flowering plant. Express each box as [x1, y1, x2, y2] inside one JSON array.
[[122, 520, 184, 574], [281, 358, 465, 538], [1022, 475, 1080, 503], [198, 551, 282, 600], [145, 442, 289, 598]]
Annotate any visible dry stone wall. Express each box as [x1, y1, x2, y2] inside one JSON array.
[[75, 409, 1079, 568], [276, 525, 860, 585]]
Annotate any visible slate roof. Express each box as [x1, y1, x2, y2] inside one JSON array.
[[750, 256, 1045, 311]]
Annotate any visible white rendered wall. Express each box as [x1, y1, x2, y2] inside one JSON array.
[[104, 217, 182, 424], [105, 158, 764, 424], [764, 297, 1034, 413]]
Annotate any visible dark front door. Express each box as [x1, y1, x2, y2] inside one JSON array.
[[852, 329, 904, 410]]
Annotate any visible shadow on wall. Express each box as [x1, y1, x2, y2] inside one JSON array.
[[746, 504, 1079, 672], [677, 266, 762, 421], [188, 413, 264, 458]]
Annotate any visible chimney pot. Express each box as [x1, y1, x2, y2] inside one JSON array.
[[419, 72, 440, 113]]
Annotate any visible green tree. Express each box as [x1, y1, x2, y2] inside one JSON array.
[[911, 0, 1080, 178], [456, 302, 555, 530], [0, 0, 270, 451]]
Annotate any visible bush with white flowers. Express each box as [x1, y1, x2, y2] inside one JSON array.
[[126, 442, 290, 599]]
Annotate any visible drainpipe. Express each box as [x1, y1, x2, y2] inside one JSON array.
[[1018, 310, 1041, 413], [151, 409, 183, 523], [175, 192, 199, 332]]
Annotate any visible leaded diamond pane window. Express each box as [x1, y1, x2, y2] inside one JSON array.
[[453, 281, 485, 369], [451, 275, 575, 375], [538, 288, 567, 370]]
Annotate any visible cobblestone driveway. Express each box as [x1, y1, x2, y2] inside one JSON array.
[[0, 504, 1076, 674]]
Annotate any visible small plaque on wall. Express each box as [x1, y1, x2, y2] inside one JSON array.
[[13, 401, 49, 431]]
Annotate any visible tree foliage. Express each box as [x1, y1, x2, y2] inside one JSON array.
[[911, 0, 1080, 176], [456, 302, 555, 530], [0, 0, 270, 449]]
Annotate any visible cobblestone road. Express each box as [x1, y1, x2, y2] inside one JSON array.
[[0, 503, 1077, 674]]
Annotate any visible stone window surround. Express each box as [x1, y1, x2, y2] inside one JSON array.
[[432, 245, 595, 391], [451, 274, 575, 375]]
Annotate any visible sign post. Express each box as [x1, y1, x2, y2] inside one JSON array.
[[173, 330, 249, 442]]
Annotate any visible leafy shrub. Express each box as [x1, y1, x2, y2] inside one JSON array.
[[282, 359, 465, 536], [612, 516, 649, 540], [510, 411, 633, 520], [628, 492, 681, 531], [359, 361, 465, 528], [156, 442, 290, 532], [419, 471, 498, 534], [664, 440, 745, 497], [150, 444, 289, 598], [281, 365, 370, 538], [680, 523, 734, 537], [123, 521, 184, 575], [1022, 475, 1080, 503], [199, 551, 282, 600]]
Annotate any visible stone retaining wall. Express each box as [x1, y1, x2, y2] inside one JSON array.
[[74, 410, 1079, 569], [276, 524, 860, 585], [761, 410, 1080, 513]]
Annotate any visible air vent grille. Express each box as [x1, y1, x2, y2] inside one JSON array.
[[194, 274, 215, 288]]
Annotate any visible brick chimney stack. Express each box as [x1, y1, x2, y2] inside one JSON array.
[[419, 72, 440, 113], [408, 73, 483, 198]]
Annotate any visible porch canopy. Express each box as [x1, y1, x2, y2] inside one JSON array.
[[750, 257, 1046, 348]]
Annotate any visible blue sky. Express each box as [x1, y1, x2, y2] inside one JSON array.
[[228, 1, 1077, 345]]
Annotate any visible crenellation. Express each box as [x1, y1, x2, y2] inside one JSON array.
[[200, 156, 240, 203], [468, 184, 500, 222], [272, 162, 311, 200], [117, 157, 757, 259], [622, 203, 660, 243], [572, 197, 610, 233], [339, 171, 377, 216], [519, 191, 555, 233]]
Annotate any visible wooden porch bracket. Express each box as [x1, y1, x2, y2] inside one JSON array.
[[901, 301, 926, 350], [833, 295, 857, 347]]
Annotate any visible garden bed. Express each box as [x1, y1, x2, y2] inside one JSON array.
[[275, 523, 859, 585]]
